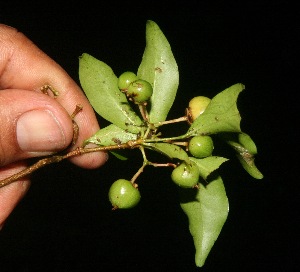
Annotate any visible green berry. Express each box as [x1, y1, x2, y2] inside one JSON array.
[[108, 179, 141, 209], [188, 135, 214, 158], [118, 71, 138, 91], [188, 96, 211, 122], [171, 161, 200, 188], [127, 79, 153, 103]]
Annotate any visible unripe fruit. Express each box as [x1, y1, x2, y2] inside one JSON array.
[[127, 79, 153, 103], [171, 161, 200, 188], [188, 96, 211, 122], [188, 135, 214, 158], [108, 179, 141, 209], [118, 71, 138, 91]]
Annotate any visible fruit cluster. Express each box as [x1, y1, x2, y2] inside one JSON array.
[[108, 74, 213, 209], [171, 97, 213, 188], [108, 71, 153, 209], [77, 21, 262, 267]]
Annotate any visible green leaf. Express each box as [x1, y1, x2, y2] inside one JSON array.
[[179, 175, 229, 267], [238, 132, 258, 155], [79, 53, 143, 134], [110, 151, 128, 161], [236, 153, 263, 179], [137, 20, 179, 124], [83, 124, 138, 147], [143, 142, 190, 162], [220, 132, 263, 179], [187, 83, 245, 136], [190, 156, 229, 180]]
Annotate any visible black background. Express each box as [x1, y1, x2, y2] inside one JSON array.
[[0, 1, 298, 271]]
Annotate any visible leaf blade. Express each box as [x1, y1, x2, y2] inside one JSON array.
[[137, 20, 179, 124], [188, 83, 245, 136], [220, 132, 263, 179], [190, 156, 229, 180], [83, 124, 138, 147], [143, 142, 190, 162], [179, 175, 229, 267], [79, 53, 143, 134]]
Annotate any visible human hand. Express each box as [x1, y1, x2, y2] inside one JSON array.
[[0, 24, 108, 228]]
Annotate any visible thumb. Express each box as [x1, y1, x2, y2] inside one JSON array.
[[0, 89, 74, 227], [0, 89, 74, 167]]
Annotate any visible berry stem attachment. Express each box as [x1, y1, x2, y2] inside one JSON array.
[[130, 145, 177, 184], [138, 103, 149, 122], [131, 161, 148, 184], [130, 146, 148, 184], [169, 141, 189, 147], [154, 116, 188, 127]]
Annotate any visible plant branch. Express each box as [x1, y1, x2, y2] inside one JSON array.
[[143, 133, 190, 143], [0, 139, 143, 188], [0, 130, 192, 189]]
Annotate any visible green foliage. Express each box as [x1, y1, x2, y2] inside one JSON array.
[[179, 175, 229, 267], [238, 132, 258, 155], [187, 83, 244, 137], [83, 124, 137, 147], [79, 54, 143, 134], [78, 20, 263, 267], [220, 132, 263, 179], [190, 156, 229, 180], [143, 142, 190, 162], [137, 20, 179, 124]]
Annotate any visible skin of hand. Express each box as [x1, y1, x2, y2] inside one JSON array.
[[0, 24, 108, 228]]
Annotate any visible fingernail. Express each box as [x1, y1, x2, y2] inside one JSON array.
[[17, 109, 66, 153]]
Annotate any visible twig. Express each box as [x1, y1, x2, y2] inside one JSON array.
[[0, 139, 143, 188], [154, 116, 188, 127]]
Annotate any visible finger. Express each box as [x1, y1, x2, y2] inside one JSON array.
[[0, 24, 108, 168]]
